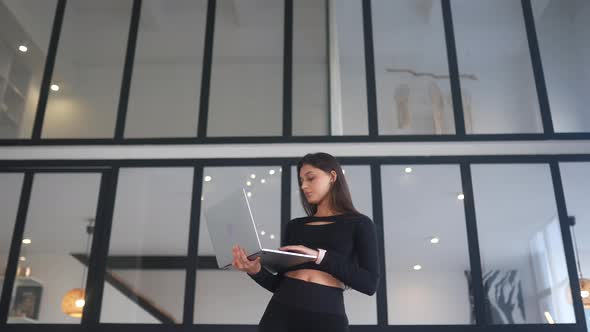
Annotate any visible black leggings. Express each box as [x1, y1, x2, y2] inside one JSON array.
[[258, 275, 349, 332]]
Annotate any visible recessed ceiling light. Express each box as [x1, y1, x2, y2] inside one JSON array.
[[19, 256, 26, 261], [269, 169, 275, 175], [260, 230, 265, 236], [51, 84, 60, 91], [247, 192, 252, 197], [261, 179, 266, 184], [204, 175, 212, 182], [457, 193, 465, 200], [19, 45, 28, 52], [405, 167, 413, 173], [22, 238, 31, 244], [246, 181, 252, 186], [201, 195, 204, 201], [269, 234, 275, 239], [413, 264, 422, 271], [430, 237, 439, 244], [250, 174, 256, 179]]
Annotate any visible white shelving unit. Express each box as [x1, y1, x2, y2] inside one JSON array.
[[0, 274, 43, 324], [0, 38, 31, 130], [7, 316, 38, 324]]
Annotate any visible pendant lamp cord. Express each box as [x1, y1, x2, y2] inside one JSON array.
[[571, 224, 584, 279], [81, 219, 93, 289]]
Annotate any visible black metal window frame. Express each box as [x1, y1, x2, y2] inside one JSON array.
[[0, 154, 589, 332], [1, 0, 588, 146]]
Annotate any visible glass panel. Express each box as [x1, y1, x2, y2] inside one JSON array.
[[292, 0, 328, 136], [373, 0, 455, 135], [292, 0, 368, 136], [559, 162, 590, 325], [332, 0, 368, 136], [124, 0, 207, 138], [8, 173, 101, 324], [207, 0, 283, 137], [42, 0, 133, 138], [471, 164, 575, 324], [195, 165, 282, 324], [0, 0, 56, 139], [100, 168, 193, 324], [291, 164, 377, 324], [453, 0, 543, 134], [381, 165, 471, 324], [533, 0, 590, 133], [0, 173, 23, 298]]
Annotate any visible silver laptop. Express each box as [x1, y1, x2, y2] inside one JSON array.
[[203, 187, 317, 273]]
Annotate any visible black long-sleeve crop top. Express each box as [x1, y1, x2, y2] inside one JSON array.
[[247, 212, 380, 296]]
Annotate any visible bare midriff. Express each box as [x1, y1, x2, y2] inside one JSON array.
[[284, 269, 345, 289], [283, 220, 345, 289]]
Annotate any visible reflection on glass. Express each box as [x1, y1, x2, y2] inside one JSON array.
[[124, 0, 207, 138], [207, 0, 283, 137], [373, 0, 454, 135], [195, 166, 282, 324], [292, 0, 368, 136], [381, 165, 471, 324], [0, 173, 23, 298], [471, 164, 575, 324], [100, 168, 193, 324], [559, 162, 590, 321], [533, 0, 590, 133], [453, 0, 542, 134], [42, 0, 132, 138], [8, 173, 101, 324], [0, 0, 56, 138], [291, 164, 376, 324]]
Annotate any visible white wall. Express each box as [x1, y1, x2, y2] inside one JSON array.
[[101, 269, 183, 323], [535, 0, 590, 132]]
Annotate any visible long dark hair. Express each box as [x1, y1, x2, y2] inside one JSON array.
[[297, 152, 360, 217]]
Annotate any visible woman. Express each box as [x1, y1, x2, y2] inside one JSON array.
[[232, 152, 380, 332]]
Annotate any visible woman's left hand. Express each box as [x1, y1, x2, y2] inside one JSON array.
[[279, 245, 319, 258]]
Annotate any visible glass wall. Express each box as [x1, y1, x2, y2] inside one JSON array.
[[7, 173, 102, 324], [559, 162, 590, 328], [0, 0, 56, 139], [194, 165, 282, 324], [1, 159, 589, 329], [373, 0, 455, 135], [124, 0, 207, 138], [292, 0, 328, 136], [42, 0, 133, 139], [471, 164, 575, 324], [381, 165, 471, 324], [533, 0, 590, 133], [292, 0, 368, 136], [100, 168, 194, 323], [291, 164, 377, 324], [206, 0, 284, 137], [1, 0, 590, 140], [452, 0, 543, 134], [0, 173, 23, 298]]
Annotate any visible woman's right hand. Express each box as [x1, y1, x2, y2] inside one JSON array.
[[232, 244, 261, 275]]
